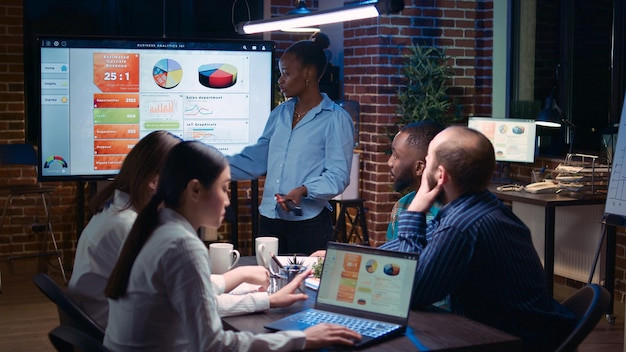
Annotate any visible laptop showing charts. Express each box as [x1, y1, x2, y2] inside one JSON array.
[[264, 242, 419, 348]]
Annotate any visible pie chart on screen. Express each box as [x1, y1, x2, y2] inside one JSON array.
[[198, 63, 238, 88], [153, 59, 183, 89]]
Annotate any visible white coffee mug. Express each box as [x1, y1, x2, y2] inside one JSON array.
[[255, 236, 279, 269], [209, 243, 240, 274]]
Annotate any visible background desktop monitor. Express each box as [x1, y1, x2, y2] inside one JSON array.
[[467, 117, 537, 163], [35, 36, 274, 181]]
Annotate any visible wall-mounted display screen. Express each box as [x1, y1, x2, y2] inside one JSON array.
[[36, 36, 274, 181], [467, 117, 537, 163]]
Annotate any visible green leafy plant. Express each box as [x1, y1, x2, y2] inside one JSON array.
[[312, 257, 324, 279], [396, 44, 461, 127]]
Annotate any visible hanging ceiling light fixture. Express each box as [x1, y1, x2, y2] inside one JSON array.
[[281, 0, 320, 33], [289, 0, 313, 15], [235, 0, 405, 35]]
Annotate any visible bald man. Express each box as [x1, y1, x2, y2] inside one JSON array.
[[381, 126, 577, 351]]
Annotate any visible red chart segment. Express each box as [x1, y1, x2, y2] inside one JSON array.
[[153, 59, 183, 89], [198, 63, 238, 89]]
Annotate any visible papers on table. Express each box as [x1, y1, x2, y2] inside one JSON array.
[[305, 277, 320, 290]]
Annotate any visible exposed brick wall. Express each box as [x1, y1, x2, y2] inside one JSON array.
[[342, 0, 494, 246], [0, 0, 83, 271]]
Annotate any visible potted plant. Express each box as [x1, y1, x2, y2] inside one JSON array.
[[396, 44, 461, 127]]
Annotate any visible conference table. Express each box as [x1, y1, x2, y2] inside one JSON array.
[[222, 257, 523, 351]]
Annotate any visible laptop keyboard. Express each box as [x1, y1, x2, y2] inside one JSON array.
[[295, 310, 400, 338]]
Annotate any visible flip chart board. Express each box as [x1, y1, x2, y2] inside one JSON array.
[[604, 93, 626, 226]]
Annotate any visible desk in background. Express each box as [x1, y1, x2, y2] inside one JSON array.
[[224, 257, 522, 351], [489, 185, 615, 317]]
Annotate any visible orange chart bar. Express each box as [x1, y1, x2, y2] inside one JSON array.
[[342, 253, 362, 272], [340, 271, 359, 280], [336, 283, 356, 303], [93, 53, 140, 92], [94, 139, 138, 155], [94, 155, 126, 171], [94, 93, 139, 108], [94, 124, 140, 139]]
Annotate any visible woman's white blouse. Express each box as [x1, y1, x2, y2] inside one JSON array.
[[103, 208, 306, 352]]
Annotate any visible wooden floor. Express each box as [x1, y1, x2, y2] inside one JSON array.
[[0, 260, 623, 351]]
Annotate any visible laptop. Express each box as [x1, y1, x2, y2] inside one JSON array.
[[264, 242, 419, 348]]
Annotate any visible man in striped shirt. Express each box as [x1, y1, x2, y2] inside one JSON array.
[[380, 126, 576, 351]]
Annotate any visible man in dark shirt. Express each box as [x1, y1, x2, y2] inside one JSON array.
[[381, 126, 576, 351], [386, 121, 444, 242]]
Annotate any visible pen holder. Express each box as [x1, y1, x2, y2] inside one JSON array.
[[269, 264, 307, 294], [531, 169, 544, 183]]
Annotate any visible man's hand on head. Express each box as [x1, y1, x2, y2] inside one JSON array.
[[407, 167, 443, 213]]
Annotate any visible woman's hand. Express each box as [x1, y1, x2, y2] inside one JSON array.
[[303, 323, 362, 349], [275, 186, 307, 212], [221, 266, 270, 292], [268, 268, 310, 308]]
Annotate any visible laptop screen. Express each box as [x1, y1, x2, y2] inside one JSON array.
[[317, 243, 419, 319]]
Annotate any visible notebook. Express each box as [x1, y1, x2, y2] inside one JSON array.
[[264, 242, 419, 349]]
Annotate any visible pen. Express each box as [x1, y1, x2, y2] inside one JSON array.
[[270, 252, 284, 269]]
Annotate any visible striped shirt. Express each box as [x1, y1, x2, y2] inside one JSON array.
[[381, 190, 576, 351]]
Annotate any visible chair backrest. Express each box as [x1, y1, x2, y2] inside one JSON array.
[[0, 143, 38, 166], [555, 283, 611, 352], [32, 273, 105, 342], [48, 325, 109, 352]]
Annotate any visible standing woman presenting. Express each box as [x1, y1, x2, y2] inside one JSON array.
[[227, 32, 354, 254]]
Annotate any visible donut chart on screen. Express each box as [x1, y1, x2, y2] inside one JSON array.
[[198, 63, 238, 88], [153, 59, 183, 89]]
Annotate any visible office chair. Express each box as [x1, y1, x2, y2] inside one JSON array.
[[555, 283, 611, 352], [48, 325, 109, 352], [32, 273, 105, 343], [0, 143, 66, 291]]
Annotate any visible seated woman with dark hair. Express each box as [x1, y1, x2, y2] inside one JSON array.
[[103, 141, 361, 351], [69, 131, 300, 330]]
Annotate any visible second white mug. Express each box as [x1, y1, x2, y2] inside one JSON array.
[[209, 242, 240, 274], [255, 236, 279, 269]]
